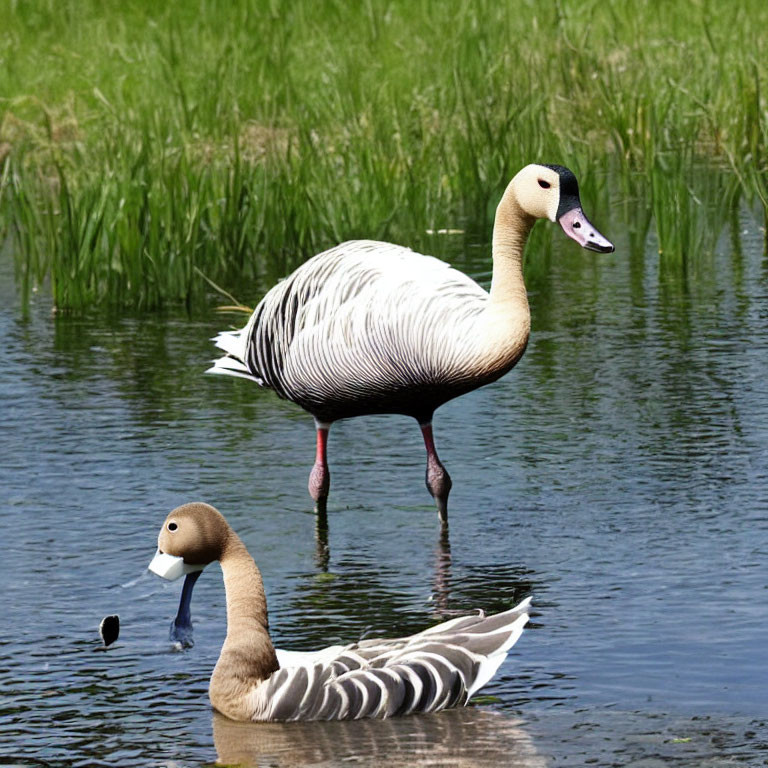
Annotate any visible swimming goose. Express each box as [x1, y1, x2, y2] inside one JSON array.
[[208, 164, 614, 521], [149, 502, 531, 722]]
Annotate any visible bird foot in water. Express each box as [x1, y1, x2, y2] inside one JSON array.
[[308, 462, 330, 508], [434, 496, 449, 524], [426, 459, 452, 524], [170, 619, 195, 649]]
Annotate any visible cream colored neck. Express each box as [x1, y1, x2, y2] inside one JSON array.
[[464, 184, 533, 379], [489, 185, 534, 308]]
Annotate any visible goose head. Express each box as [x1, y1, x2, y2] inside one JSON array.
[[148, 502, 229, 581], [510, 163, 614, 253]]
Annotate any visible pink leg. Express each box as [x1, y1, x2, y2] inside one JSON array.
[[308, 423, 331, 512], [420, 422, 452, 524]]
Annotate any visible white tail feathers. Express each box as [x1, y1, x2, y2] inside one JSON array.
[[212, 330, 247, 359], [206, 325, 266, 384], [466, 609, 529, 699], [206, 356, 264, 384]]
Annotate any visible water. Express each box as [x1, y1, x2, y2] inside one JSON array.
[[2, 211, 768, 766]]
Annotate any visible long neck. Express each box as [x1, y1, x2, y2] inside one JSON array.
[[220, 534, 271, 635], [489, 184, 534, 308], [463, 184, 533, 378], [209, 532, 279, 720]]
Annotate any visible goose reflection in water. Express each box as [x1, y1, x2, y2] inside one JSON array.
[[314, 506, 331, 572], [313, 502, 453, 599], [430, 523, 453, 616], [213, 706, 546, 768]]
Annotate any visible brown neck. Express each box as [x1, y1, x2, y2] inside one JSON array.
[[489, 187, 534, 308], [220, 534, 271, 630], [216, 532, 279, 681]]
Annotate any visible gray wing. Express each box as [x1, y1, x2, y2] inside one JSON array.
[[251, 598, 530, 722], [208, 240, 488, 418]]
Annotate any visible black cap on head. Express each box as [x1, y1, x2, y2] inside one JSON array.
[[543, 164, 581, 219]]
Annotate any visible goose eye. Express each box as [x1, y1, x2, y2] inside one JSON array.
[[538, 179, 551, 189], [573, 221, 581, 229], [167, 521, 178, 532]]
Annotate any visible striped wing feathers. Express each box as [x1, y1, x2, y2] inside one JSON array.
[[209, 240, 489, 414], [253, 598, 530, 722]]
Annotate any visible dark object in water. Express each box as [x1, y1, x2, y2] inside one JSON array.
[[99, 614, 120, 646]]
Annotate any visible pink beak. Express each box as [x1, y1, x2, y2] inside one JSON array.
[[558, 207, 615, 253]]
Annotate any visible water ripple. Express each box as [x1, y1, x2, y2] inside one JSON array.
[[2, 218, 768, 764]]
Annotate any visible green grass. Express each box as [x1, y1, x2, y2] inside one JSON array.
[[0, 0, 766, 310]]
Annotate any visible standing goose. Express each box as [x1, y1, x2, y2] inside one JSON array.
[[208, 164, 614, 520], [149, 502, 531, 722]]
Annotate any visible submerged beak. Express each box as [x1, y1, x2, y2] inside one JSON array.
[[558, 207, 615, 253], [148, 549, 206, 581]]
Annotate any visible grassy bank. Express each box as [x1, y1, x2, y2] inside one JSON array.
[[0, 0, 766, 311]]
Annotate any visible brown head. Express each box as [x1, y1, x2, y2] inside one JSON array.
[[149, 502, 231, 581], [509, 163, 615, 253]]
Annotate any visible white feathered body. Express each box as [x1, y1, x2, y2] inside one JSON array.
[[209, 240, 529, 423], [246, 598, 530, 722]]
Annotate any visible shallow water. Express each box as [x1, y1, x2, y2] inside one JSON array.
[[2, 211, 768, 766]]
